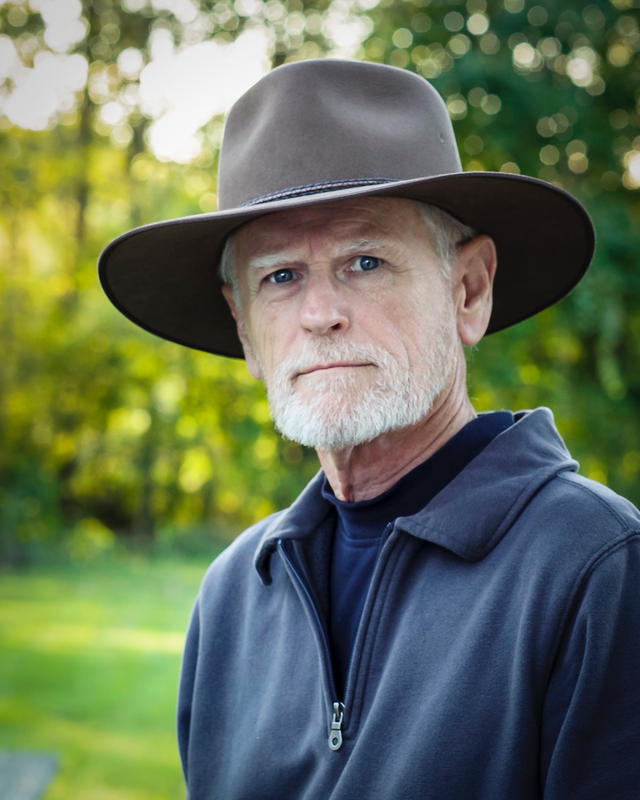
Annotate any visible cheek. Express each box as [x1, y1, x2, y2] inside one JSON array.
[[245, 308, 292, 371], [388, 294, 454, 360], [377, 293, 430, 340], [243, 344, 264, 381]]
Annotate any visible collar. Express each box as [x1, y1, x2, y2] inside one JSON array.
[[319, 411, 514, 539], [254, 408, 578, 583]]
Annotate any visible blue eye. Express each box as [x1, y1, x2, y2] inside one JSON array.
[[354, 256, 381, 271], [268, 268, 295, 284]]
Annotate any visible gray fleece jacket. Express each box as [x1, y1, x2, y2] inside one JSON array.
[[178, 408, 640, 799]]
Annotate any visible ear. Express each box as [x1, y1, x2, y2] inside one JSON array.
[[452, 235, 497, 347], [221, 284, 264, 380]]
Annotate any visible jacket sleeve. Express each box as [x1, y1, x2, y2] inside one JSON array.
[[177, 598, 201, 783], [541, 533, 640, 799]]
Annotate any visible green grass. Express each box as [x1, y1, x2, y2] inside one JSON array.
[[0, 553, 219, 799]]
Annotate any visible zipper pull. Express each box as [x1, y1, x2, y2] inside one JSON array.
[[328, 702, 345, 751]]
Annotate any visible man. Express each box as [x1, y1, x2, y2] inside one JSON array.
[[99, 60, 640, 798]]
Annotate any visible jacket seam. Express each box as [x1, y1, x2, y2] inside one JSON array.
[[554, 472, 632, 529], [546, 529, 640, 686]]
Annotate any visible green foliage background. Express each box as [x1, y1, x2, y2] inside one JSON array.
[[2, 0, 640, 563], [0, 555, 212, 798]]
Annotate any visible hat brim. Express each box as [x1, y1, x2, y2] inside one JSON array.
[[98, 172, 595, 358]]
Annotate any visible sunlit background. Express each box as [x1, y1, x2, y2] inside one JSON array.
[[1, 0, 639, 796], [0, 0, 378, 159]]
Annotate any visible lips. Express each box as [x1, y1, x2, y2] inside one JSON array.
[[295, 362, 373, 377]]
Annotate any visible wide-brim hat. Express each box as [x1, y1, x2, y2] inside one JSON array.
[[99, 58, 595, 358]]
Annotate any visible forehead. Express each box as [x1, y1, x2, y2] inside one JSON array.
[[233, 197, 428, 261]]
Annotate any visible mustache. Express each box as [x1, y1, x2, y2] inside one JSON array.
[[275, 341, 390, 381]]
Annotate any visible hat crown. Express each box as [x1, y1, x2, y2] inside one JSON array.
[[218, 59, 462, 209]]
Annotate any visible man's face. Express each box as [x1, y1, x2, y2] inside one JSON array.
[[224, 197, 461, 450]]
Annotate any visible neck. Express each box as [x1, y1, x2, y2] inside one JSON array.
[[316, 358, 475, 502]]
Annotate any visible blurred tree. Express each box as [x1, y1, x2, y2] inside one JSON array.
[[1, 0, 639, 562], [1, 0, 357, 560]]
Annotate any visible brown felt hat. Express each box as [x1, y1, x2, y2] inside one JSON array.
[[99, 58, 595, 358]]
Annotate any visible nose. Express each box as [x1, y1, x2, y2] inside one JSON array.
[[298, 272, 350, 336]]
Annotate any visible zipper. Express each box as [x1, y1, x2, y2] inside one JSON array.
[[278, 523, 398, 752], [328, 701, 345, 750], [278, 540, 344, 750]]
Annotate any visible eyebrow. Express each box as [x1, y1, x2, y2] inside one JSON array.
[[247, 252, 293, 272], [246, 237, 386, 272]]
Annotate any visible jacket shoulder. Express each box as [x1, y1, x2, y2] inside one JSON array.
[[551, 470, 640, 532], [522, 469, 640, 569]]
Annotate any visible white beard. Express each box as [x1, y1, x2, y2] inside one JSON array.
[[259, 315, 457, 451]]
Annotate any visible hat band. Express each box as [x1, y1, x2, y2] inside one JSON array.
[[240, 178, 395, 207]]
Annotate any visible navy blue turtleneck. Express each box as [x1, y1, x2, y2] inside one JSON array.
[[321, 411, 514, 695]]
